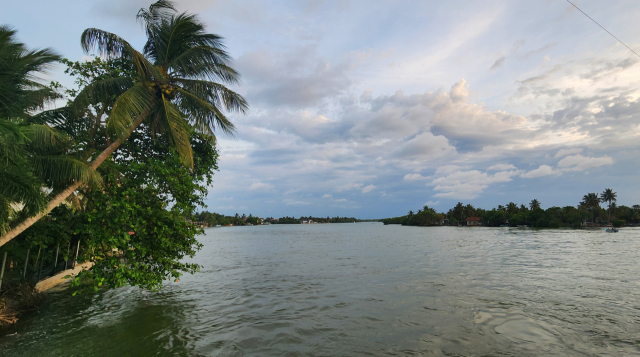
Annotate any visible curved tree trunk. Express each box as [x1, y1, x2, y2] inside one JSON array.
[[0, 112, 148, 248]]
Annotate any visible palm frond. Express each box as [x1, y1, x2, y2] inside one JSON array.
[[107, 83, 155, 138], [31, 155, 102, 188], [137, 0, 177, 36], [27, 106, 73, 126], [73, 76, 134, 109], [0, 118, 24, 141], [176, 78, 248, 113], [148, 13, 239, 83], [0, 26, 60, 119], [81, 28, 134, 60], [0, 169, 46, 213], [174, 88, 236, 138], [81, 29, 167, 84], [161, 96, 193, 168], [21, 124, 68, 148]]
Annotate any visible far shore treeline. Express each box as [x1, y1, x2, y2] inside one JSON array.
[[383, 189, 635, 228], [193, 212, 358, 226]]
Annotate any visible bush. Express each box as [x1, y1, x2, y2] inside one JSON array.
[[612, 219, 626, 227]]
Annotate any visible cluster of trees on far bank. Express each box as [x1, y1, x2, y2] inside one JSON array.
[[383, 189, 636, 228], [193, 212, 261, 226], [265, 216, 358, 224], [193, 213, 359, 226]]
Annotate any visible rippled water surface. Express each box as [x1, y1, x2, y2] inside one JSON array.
[[2, 224, 640, 356]]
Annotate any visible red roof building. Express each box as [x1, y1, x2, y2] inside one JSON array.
[[466, 217, 482, 226]]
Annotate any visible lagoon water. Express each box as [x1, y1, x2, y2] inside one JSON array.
[[1, 223, 640, 356]]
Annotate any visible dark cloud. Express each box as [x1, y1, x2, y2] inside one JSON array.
[[490, 56, 506, 71], [236, 45, 352, 108]]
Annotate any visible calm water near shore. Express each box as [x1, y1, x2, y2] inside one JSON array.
[[1, 223, 639, 356]]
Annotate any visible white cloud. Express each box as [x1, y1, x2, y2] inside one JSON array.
[[336, 182, 363, 192], [554, 148, 583, 158], [520, 165, 561, 178], [362, 184, 376, 193], [429, 169, 520, 199], [334, 198, 347, 202], [283, 199, 310, 205], [557, 154, 614, 171], [403, 173, 428, 180], [435, 165, 472, 175], [322, 193, 333, 198], [249, 182, 273, 191], [425, 200, 440, 206], [487, 164, 517, 171]]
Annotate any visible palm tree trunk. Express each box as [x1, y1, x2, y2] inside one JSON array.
[[0, 110, 149, 248]]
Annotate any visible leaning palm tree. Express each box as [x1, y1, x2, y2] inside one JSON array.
[[0, 1, 248, 247], [0, 27, 99, 235], [529, 199, 541, 210], [581, 193, 600, 224], [600, 188, 617, 223]]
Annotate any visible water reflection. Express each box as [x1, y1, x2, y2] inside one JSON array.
[[2, 224, 640, 356]]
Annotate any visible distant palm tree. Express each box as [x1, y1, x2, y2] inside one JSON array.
[[529, 199, 541, 210], [600, 188, 617, 223], [581, 193, 600, 223], [453, 202, 464, 221], [0, 0, 248, 247], [506, 202, 518, 216], [464, 204, 475, 218]]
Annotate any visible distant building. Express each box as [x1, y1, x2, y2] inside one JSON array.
[[466, 217, 482, 226]]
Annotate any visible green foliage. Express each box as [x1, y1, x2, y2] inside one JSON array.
[[71, 128, 218, 291], [273, 217, 301, 224], [611, 219, 625, 227], [383, 206, 441, 226]]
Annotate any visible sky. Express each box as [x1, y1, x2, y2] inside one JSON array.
[[4, 0, 640, 218]]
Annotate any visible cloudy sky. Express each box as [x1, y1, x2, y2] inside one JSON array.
[[4, 0, 640, 218]]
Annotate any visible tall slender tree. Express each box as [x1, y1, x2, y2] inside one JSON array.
[[0, 1, 248, 247], [600, 188, 617, 223], [581, 193, 600, 224], [529, 199, 541, 210]]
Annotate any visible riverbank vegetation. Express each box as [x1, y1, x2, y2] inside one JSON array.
[[193, 212, 360, 226], [266, 216, 358, 224], [0, 1, 247, 323], [383, 189, 636, 228]]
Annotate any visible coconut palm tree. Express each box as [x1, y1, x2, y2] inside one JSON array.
[[581, 193, 600, 224], [452, 202, 464, 221], [0, 1, 248, 247], [0, 27, 99, 234], [600, 188, 617, 223], [529, 199, 541, 210]]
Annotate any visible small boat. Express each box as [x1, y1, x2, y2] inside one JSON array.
[[605, 228, 618, 233]]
